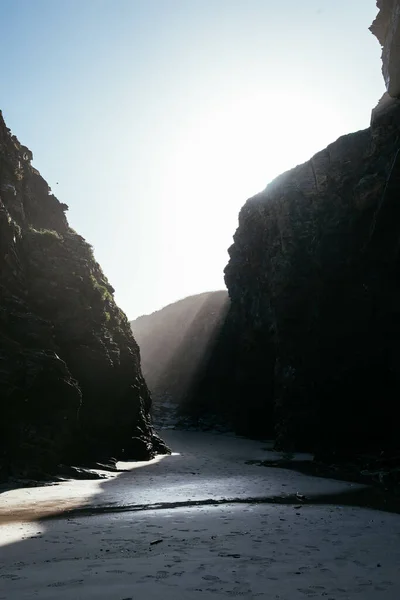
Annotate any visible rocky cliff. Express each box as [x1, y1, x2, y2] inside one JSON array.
[[131, 291, 229, 425], [370, 0, 400, 97], [225, 110, 400, 454], [0, 112, 167, 479], [191, 1, 400, 456]]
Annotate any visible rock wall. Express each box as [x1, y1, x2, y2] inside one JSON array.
[[0, 111, 167, 479], [192, 4, 400, 455], [131, 291, 229, 425], [224, 109, 400, 453], [370, 0, 400, 98]]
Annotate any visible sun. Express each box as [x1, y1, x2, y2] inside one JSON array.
[[154, 84, 352, 296], [165, 86, 343, 206]]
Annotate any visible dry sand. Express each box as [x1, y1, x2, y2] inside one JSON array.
[[1, 430, 400, 599]]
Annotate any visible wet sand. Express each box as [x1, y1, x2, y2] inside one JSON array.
[[1, 430, 400, 598]]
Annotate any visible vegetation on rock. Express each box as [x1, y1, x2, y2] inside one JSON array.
[[0, 111, 168, 479]]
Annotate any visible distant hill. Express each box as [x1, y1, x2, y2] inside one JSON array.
[[131, 291, 229, 415]]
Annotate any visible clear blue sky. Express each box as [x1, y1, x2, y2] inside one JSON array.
[[0, 0, 383, 319]]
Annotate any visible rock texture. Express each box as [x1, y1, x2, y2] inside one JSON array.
[[224, 112, 400, 454], [370, 0, 400, 97], [0, 111, 167, 479], [192, 5, 400, 456], [131, 291, 229, 426]]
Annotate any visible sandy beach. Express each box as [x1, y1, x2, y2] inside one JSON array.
[[1, 430, 400, 599]]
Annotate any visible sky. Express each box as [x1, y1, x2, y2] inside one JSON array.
[[0, 0, 384, 319]]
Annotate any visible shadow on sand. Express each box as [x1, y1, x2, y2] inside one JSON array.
[[2, 430, 400, 599], [2, 433, 400, 528]]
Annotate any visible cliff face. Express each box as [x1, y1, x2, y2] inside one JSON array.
[[370, 0, 400, 98], [193, 2, 400, 454], [131, 291, 229, 425], [224, 110, 400, 453], [0, 112, 167, 478]]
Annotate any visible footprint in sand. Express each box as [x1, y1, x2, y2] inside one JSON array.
[[156, 570, 169, 579], [47, 579, 84, 587], [297, 588, 318, 597]]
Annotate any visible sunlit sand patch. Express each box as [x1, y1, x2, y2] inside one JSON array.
[[118, 452, 175, 471], [0, 482, 103, 526], [0, 520, 43, 547], [0, 453, 171, 526]]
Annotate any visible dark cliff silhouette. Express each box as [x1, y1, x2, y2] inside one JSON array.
[[0, 112, 167, 480], [182, 1, 400, 462]]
